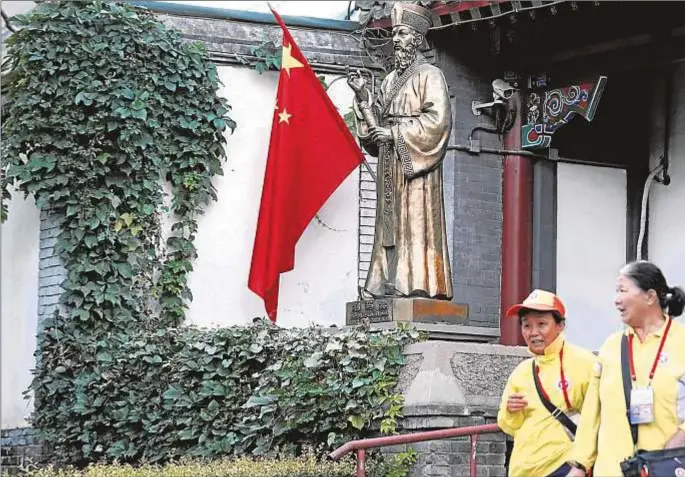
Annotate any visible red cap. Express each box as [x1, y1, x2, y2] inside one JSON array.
[[506, 289, 566, 318]]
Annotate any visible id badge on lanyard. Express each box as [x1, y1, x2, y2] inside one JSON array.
[[629, 387, 655, 425], [627, 318, 672, 426]]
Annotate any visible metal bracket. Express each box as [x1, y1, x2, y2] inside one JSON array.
[[472, 99, 505, 117]]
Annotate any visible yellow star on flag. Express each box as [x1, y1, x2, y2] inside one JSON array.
[[278, 108, 292, 124], [281, 43, 304, 76]]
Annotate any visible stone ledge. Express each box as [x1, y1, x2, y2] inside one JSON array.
[[156, 14, 383, 72], [374, 322, 501, 343]]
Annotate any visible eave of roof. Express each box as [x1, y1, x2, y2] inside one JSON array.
[[366, 0, 573, 30], [127, 1, 361, 32]]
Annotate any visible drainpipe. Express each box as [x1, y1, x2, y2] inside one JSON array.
[[500, 92, 531, 346]]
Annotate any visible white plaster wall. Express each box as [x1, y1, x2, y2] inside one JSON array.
[[184, 66, 359, 329], [2, 1, 36, 17], [557, 164, 627, 351], [1, 0, 40, 431], [1, 190, 41, 428], [648, 62, 685, 290]]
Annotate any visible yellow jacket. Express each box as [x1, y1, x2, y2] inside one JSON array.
[[571, 317, 685, 476], [498, 334, 595, 477]]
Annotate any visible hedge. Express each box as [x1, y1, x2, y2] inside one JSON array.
[[31, 319, 420, 464], [26, 453, 389, 477]]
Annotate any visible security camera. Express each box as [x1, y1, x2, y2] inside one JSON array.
[[471, 79, 517, 116], [492, 79, 515, 101]]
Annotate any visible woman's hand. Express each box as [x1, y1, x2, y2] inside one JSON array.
[[565, 467, 586, 477], [506, 392, 528, 412], [665, 429, 685, 449]]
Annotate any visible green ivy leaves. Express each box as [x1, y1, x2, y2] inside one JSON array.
[[1, 0, 233, 464], [28, 316, 419, 465], [40, 322, 418, 463], [248, 40, 282, 75]]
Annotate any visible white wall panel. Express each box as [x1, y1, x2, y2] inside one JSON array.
[[557, 163, 627, 351]]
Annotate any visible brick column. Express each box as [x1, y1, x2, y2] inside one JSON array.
[[37, 208, 66, 326]]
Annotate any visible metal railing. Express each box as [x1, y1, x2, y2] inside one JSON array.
[[330, 423, 502, 477]]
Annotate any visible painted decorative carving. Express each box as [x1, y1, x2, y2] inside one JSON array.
[[522, 76, 607, 149]]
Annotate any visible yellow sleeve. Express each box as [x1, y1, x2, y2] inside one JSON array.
[[570, 358, 602, 469], [579, 352, 595, 398], [497, 367, 525, 436]]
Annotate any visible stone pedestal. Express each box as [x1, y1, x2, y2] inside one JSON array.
[[345, 297, 502, 342], [399, 341, 530, 414], [382, 341, 530, 477], [346, 297, 468, 325]]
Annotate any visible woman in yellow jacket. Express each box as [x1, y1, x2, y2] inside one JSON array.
[[497, 289, 596, 477], [566, 261, 685, 477]]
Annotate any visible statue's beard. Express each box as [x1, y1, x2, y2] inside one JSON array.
[[394, 43, 418, 73]]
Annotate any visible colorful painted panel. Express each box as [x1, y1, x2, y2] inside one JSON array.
[[522, 76, 607, 149]]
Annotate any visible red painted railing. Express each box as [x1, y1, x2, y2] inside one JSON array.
[[329, 423, 502, 477]]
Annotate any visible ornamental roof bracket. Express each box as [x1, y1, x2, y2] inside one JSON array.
[[522, 76, 607, 149]]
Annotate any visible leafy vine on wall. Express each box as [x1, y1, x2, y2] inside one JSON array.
[[1, 0, 232, 462]]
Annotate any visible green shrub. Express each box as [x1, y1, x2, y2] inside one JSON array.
[[27, 452, 386, 477], [31, 320, 420, 464]]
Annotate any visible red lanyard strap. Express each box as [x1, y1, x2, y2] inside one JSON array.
[[536, 343, 573, 410], [627, 318, 672, 385], [558, 345, 572, 409]]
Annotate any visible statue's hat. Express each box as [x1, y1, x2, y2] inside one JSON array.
[[390, 3, 433, 36]]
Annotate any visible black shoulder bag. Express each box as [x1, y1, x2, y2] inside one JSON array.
[[532, 360, 577, 438], [619, 333, 685, 477]]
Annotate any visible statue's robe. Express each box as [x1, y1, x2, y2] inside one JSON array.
[[354, 55, 453, 299]]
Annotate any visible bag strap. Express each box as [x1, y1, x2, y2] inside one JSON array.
[[532, 360, 577, 436], [621, 333, 639, 447]]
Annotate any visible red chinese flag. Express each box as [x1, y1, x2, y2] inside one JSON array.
[[248, 9, 364, 322]]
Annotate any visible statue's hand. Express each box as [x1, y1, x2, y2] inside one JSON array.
[[347, 69, 367, 95], [369, 126, 392, 144]]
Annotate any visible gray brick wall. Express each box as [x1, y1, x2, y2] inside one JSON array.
[[439, 49, 504, 329], [37, 209, 66, 326], [382, 415, 506, 477], [448, 149, 503, 327], [1, 428, 48, 475]]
